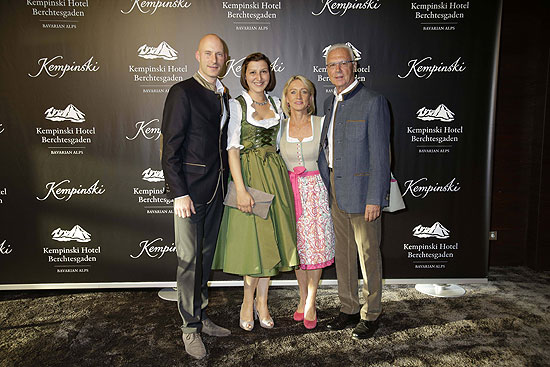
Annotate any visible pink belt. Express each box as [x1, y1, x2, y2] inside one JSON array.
[[288, 166, 319, 220]]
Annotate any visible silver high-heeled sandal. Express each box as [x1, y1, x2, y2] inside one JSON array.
[[254, 301, 274, 329], [239, 303, 254, 332]]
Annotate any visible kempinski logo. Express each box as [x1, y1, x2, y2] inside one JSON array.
[[126, 119, 161, 141], [398, 57, 466, 79], [403, 177, 461, 198], [407, 102, 463, 154], [413, 222, 450, 239], [121, 0, 191, 15], [322, 42, 362, 60], [36, 179, 106, 201], [138, 41, 178, 61], [51, 225, 91, 243], [130, 238, 175, 259], [312, 0, 381, 16], [0, 240, 12, 255], [28, 56, 100, 78], [45, 104, 85, 123], [128, 44, 187, 93], [142, 168, 164, 182], [416, 104, 454, 122], [224, 56, 285, 78]]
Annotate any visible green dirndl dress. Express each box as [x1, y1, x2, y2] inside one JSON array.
[[212, 95, 298, 277]]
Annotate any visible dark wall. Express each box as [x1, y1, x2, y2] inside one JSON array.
[[491, 0, 550, 270]]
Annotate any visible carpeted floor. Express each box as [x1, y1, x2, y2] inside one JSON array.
[[1, 267, 549, 367]]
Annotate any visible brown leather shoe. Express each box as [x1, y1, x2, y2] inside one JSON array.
[[182, 332, 206, 359]]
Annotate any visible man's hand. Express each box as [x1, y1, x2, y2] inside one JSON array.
[[174, 196, 196, 218], [364, 204, 380, 222]]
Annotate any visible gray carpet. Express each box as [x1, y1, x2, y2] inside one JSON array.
[[1, 267, 549, 367]]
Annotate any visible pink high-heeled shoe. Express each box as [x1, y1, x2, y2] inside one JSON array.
[[303, 310, 317, 329], [293, 311, 304, 321]]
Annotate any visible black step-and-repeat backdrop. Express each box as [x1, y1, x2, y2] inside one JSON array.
[[0, 0, 501, 289]]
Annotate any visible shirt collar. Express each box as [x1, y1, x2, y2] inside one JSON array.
[[334, 79, 359, 102], [194, 71, 225, 94]]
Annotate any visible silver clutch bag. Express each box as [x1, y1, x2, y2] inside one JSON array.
[[223, 181, 274, 219]]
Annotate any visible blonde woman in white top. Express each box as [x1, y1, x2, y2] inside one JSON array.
[[279, 75, 335, 329]]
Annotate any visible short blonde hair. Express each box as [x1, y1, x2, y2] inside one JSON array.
[[281, 75, 316, 117]]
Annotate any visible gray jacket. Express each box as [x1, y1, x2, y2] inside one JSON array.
[[318, 82, 390, 213]]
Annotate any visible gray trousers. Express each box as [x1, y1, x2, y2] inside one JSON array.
[[330, 171, 383, 321], [174, 189, 224, 333]]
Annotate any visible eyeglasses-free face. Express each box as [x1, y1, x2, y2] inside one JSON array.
[[286, 79, 312, 114], [195, 35, 226, 83], [245, 60, 270, 94]]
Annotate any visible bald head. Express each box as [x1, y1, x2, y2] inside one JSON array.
[[195, 34, 227, 83], [198, 34, 223, 51]]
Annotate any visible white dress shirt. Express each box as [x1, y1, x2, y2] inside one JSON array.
[[327, 79, 359, 168]]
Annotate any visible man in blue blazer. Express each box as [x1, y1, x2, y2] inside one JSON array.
[[161, 34, 230, 359], [318, 43, 390, 339]]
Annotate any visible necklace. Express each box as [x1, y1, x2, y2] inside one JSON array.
[[252, 99, 268, 106]]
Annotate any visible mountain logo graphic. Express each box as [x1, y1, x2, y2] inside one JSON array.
[[51, 225, 91, 243], [142, 168, 164, 182], [322, 42, 362, 61], [44, 104, 85, 123], [137, 41, 178, 60], [416, 104, 455, 122], [412, 222, 450, 239]]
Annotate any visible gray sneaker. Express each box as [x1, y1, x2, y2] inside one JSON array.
[[202, 318, 231, 337], [182, 332, 206, 359]]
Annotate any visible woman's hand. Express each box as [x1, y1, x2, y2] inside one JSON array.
[[236, 188, 255, 213], [227, 148, 254, 213]]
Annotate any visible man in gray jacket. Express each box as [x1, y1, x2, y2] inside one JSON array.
[[318, 43, 390, 339]]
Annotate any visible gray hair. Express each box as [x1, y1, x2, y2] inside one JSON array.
[[325, 43, 355, 62]]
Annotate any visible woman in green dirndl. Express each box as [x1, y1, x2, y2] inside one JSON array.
[[212, 53, 299, 331]]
